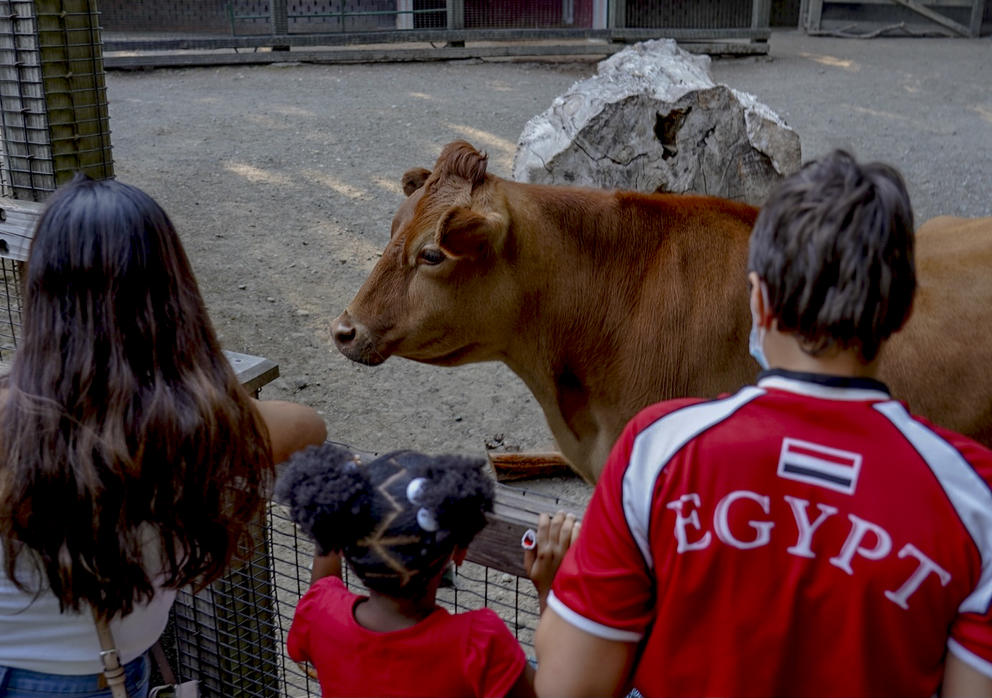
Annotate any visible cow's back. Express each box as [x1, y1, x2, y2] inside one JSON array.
[[881, 216, 992, 444]]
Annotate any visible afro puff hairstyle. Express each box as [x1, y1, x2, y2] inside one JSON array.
[[275, 443, 494, 596]]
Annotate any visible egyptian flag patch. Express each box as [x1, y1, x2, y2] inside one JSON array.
[[777, 438, 862, 494]]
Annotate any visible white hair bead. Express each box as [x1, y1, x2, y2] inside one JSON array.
[[416, 507, 439, 532], [406, 477, 428, 505]]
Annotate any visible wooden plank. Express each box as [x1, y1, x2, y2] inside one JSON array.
[[890, 0, 972, 34], [489, 451, 575, 481], [224, 350, 280, 395], [3, 349, 277, 394], [0, 197, 44, 262], [834, 0, 972, 5], [103, 26, 770, 52], [467, 482, 585, 577], [104, 40, 766, 70]]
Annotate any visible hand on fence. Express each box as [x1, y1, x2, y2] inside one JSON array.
[[523, 510, 580, 614]]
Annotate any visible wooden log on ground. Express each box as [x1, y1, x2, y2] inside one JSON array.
[[487, 451, 575, 482]]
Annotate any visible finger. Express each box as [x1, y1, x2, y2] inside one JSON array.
[[535, 512, 551, 553], [570, 520, 581, 547], [547, 510, 566, 551], [523, 547, 536, 573], [557, 513, 577, 549]]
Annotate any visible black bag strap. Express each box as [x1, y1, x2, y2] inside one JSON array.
[[151, 641, 178, 685]]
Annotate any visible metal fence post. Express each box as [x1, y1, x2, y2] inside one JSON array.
[[269, 0, 289, 51], [446, 0, 464, 29], [270, 0, 289, 50]]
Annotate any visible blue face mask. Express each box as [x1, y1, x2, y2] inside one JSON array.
[[749, 324, 769, 370]]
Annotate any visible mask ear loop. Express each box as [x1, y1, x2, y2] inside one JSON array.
[[748, 274, 773, 370]]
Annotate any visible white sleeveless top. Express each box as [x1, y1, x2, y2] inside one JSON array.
[[0, 527, 178, 675]]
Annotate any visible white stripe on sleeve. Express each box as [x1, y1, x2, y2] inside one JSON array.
[[546, 591, 643, 643], [874, 401, 992, 615], [948, 638, 992, 679], [622, 387, 765, 570]]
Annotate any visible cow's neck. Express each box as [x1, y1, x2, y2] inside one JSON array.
[[496, 184, 666, 479], [493, 182, 755, 480]]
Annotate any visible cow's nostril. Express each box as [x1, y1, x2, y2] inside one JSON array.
[[333, 319, 356, 346]]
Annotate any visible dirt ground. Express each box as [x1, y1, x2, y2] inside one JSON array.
[[105, 30, 992, 506]]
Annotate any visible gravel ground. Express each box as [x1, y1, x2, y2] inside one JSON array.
[[105, 30, 992, 506]]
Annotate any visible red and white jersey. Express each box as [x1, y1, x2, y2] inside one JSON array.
[[551, 370, 992, 697]]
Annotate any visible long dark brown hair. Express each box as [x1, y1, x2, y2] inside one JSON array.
[[0, 175, 273, 618]]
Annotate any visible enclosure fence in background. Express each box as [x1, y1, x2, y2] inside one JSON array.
[[96, 0, 780, 67]]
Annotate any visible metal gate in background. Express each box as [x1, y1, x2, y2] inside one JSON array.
[[98, 0, 776, 69]]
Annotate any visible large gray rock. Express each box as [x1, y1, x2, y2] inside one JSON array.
[[513, 39, 802, 205]]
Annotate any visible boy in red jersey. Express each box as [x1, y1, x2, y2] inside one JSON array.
[[534, 151, 992, 697]]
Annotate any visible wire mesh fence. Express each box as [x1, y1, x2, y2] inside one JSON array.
[[0, 0, 112, 198], [625, 0, 756, 29], [169, 498, 545, 698], [0, 257, 22, 360]]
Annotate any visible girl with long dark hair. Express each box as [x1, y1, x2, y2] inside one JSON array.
[[0, 176, 326, 696]]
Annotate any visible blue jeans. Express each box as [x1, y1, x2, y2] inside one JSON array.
[[0, 653, 150, 697]]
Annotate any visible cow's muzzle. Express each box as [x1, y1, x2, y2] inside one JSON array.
[[332, 310, 388, 366]]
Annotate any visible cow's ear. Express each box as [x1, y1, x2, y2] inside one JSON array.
[[402, 167, 431, 196], [436, 206, 505, 259]]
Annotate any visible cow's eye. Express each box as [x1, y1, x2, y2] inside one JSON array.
[[418, 247, 446, 266]]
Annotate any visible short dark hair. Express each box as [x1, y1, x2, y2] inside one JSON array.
[[747, 150, 916, 362], [275, 444, 494, 596]]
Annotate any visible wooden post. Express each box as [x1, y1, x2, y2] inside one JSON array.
[[969, 0, 986, 37], [33, 0, 113, 186]]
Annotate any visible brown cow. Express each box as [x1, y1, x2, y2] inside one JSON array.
[[332, 140, 992, 482]]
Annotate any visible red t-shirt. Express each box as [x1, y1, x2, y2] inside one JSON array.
[[287, 576, 526, 697], [551, 370, 992, 697]]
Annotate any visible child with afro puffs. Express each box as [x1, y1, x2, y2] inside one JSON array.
[[276, 443, 578, 698]]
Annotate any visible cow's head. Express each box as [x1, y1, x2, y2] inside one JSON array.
[[333, 141, 515, 367]]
